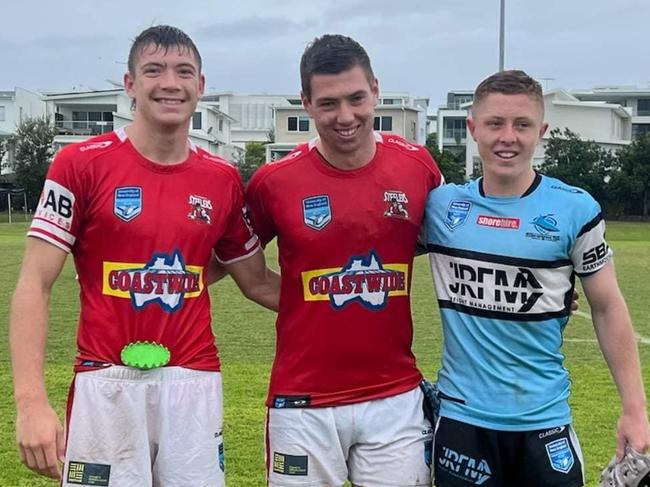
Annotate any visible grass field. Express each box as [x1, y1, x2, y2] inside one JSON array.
[[0, 221, 648, 486]]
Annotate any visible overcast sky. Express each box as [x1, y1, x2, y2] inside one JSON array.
[[2, 0, 648, 107]]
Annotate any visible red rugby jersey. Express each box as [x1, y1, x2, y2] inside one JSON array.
[[247, 133, 443, 407], [29, 128, 259, 371]]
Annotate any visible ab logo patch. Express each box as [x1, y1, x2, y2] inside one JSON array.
[[114, 187, 142, 222], [302, 195, 332, 230]]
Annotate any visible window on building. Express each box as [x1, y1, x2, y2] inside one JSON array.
[[288, 116, 310, 132], [218, 119, 224, 132], [637, 99, 650, 116], [0, 106, 5, 121], [632, 124, 650, 139], [443, 118, 467, 140], [374, 116, 393, 131], [451, 95, 473, 110], [192, 112, 202, 130]]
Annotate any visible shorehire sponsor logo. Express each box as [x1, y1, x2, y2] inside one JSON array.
[[476, 215, 520, 229], [102, 250, 204, 312], [301, 251, 408, 310]]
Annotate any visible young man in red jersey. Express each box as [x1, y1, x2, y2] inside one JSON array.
[[247, 34, 444, 487], [10, 25, 278, 486]]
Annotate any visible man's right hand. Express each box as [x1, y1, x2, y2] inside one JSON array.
[[16, 401, 65, 479]]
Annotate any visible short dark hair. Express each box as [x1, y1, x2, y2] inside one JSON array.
[[472, 70, 544, 114], [300, 34, 375, 100], [128, 25, 202, 74]]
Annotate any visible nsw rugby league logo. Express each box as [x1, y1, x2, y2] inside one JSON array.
[[114, 186, 142, 222], [444, 200, 472, 230], [302, 195, 332, 230]]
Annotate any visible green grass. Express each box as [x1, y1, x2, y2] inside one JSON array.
[[1, 221, 649, 486]]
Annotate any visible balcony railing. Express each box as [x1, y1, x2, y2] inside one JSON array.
[[55, 120, 114, 136]]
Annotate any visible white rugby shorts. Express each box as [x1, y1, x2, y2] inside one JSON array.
[[267, 386, 433, 487], [62, 366, 224, 487]]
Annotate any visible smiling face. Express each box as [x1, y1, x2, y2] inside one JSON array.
[[124, 43, 205, 131], [301, 64, 378, 168], [468, 92, 548, 191]]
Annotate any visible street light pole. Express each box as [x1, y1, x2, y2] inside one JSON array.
[[499, 0, 505, 71]]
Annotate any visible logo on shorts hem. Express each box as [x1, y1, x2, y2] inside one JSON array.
[[438, 446, 491, 485], [67, 461, 111, 486], [273, 452, 308, 476], [546, 438, 574, 474], [273, 395, 311, 408]]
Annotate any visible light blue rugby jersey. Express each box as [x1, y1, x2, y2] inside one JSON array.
[[424, 174, 612, 431]]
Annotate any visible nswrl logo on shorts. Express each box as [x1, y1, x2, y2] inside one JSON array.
[[546, 438, 574, 474]]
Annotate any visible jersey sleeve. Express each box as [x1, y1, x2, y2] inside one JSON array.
[[424, 149, 445, 191], [245, 167, 278, 247], [213, 172, 261, 264], [27, 147, 85, 253], [570, 209, 613, 277]]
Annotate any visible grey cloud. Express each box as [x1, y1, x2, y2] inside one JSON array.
[[195, 16, 318, 42]]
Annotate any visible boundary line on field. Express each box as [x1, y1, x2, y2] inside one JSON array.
[[567, 309, 650, 345]]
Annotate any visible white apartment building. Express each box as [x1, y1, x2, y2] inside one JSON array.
[[0, 88, 46, 175], [436, 90, 474, 156], [571, 86, 650, 139], [42, 88, 236, 157], [202, 92, 295, 150]]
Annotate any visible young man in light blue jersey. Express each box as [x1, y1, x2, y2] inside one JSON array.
[[424, 70, 650, 487]]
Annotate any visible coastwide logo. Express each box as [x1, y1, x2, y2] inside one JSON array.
[[102, 250, 204, 312], [301, 251, 408, 310]]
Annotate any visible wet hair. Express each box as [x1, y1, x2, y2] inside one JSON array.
[[300, 34, 375, 100], [128, 25, 202, 75], [472, 70, 544, 115]]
